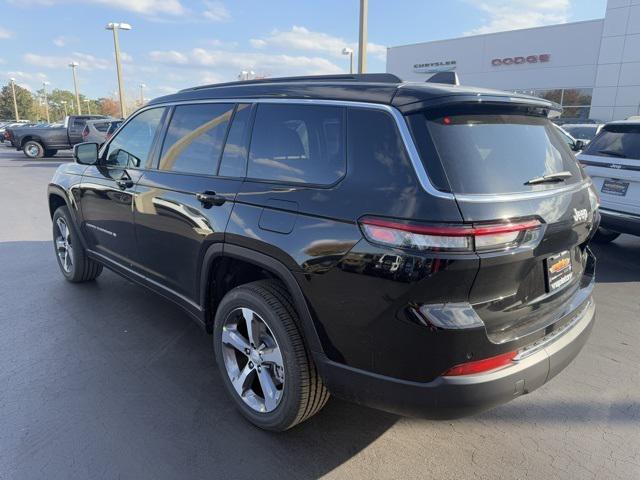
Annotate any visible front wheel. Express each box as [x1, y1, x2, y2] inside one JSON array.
[[23, 140, 44, 159], [52, 206, 103, 282], [592, 227, 620, 244], [213, 280, 329, 431]]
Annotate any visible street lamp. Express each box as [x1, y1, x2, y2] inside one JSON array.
[[358, 0, 368, 73], [139, 83, 145, 105], [43, 81, 50, 123], [106, 22, 132, 118], [68, 62, 82, 114], [84, 99, 92, 115], [9, 78, 19, 121], [342, 47, 354, 74], [61, 100, 68, 117], [238, 70, 255, 81]]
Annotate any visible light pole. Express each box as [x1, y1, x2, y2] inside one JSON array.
[[68, 62, 82, 114], [139, 83, 145, 105], [9, 78, 19, 121], [42, 81, 50, 123], [106, 22, 132, 118], [61, 100, 68, 118], [342, 48, 354, 74], [84, 99, 91, 115], [358, 0, 368, 74]]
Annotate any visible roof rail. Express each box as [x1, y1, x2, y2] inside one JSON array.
[[182, 73, 403, 92]]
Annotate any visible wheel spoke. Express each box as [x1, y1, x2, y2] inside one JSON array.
[[66, 245, 73, 266], [55, 239, 66, 251], [260, 347, 283, 369], [63, 250, 71, 271], [231, 363, 255, 397], [221, 326, 250, 354], [56, 219, 67, 239], [241, 308, 262, 348], [257, 368, 279, 411]]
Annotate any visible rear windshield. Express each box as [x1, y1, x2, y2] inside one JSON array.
[[582, 125, 640, 160], [94, 122, 109, 132], [410, 111, 583, 195]]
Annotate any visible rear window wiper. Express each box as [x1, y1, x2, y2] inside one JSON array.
[[524, 171, 573, 185], [597, 149, 627, 158]]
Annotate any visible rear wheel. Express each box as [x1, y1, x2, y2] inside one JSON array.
[[52, 206, 103, 282], [23, 140, 44, 159], [593, 227, 620, 244], [213, 280, 329, 431], [44, 149, 57, 157]]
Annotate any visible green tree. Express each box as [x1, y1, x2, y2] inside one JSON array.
[[0, 83, 36, 121]]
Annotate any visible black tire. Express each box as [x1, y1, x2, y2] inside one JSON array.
[[593, 227, 620, 244], [23, 140, 44, 159], [44, 149, 57, 157], [213, 279, 329, 431], [52, 206, 103, 282]]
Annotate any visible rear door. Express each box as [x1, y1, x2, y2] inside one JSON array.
[[408, 107, 597, 342], [133, 102, 249, 304], [578, 123, 640, 216]]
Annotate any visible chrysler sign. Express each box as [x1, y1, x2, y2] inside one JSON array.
[[414, 60, 456, 73], [491, 54, 550, 66]]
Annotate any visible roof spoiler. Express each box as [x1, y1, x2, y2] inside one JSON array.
[[425, 71, 460, 86]]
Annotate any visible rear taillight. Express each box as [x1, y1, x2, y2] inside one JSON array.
[[82, 126, 89, 139], [359, 217, 543, 253], [442, 351, 517, 376]]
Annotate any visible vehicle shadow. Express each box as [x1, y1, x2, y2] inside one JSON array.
[[591, 234, 640, 283], [0, 241, 399, 480]]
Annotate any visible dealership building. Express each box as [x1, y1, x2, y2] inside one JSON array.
[[386, 0, 640, 122]]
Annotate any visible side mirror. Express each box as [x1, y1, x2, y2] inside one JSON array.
[[572, 139, 585, 152], [73, 142, 99, 165]]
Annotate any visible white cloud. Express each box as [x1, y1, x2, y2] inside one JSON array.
[[0, 27, 13, 39], [53, 36, 66, 47], [249, 26, 386, 61], [465, 0, 570, 35], [149, 47, 343, 77], [9, 0, 186, 16], [202, 1, 230, 22], [24, 52, 110, 70]]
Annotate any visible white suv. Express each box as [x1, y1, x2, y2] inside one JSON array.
[[577, 120, 640, 242]]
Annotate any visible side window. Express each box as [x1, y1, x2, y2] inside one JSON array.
[[159, 103, 234, 175], [248, 104, 345, 185], [219, 103, 252, 177], [105, 108, 165, 168]]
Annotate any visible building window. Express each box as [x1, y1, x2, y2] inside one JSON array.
[[513, 88, 592, 119]]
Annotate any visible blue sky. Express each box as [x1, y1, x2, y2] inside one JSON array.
[[0, 0, 606, 100]]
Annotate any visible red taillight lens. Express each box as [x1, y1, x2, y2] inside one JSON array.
[[82, 127, 89, 139], [359, 217, 542, 253], [443, 351, 517, 376]]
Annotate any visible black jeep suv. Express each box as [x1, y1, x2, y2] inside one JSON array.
[[48, 74, 599, 431]]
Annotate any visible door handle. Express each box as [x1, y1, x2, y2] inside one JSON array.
[[196, 191, 226, 207], [116, 178, 134, 189]]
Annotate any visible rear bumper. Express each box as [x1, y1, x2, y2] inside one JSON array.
[[599, 208, 640, 236], [317, 296, 595, 419]]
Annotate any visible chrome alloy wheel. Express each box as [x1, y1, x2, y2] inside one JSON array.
[[26, 144, 40, 157], [54, 217, 73, 273], [221, 307, 285, 413]]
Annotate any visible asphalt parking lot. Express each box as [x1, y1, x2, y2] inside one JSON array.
[[0, 146, 638, 480]]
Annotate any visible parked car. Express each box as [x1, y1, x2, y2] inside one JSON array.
[[8, 115, 107, 158], [81, 119, 118, 144], [563, 123, 603, 142], [48, 74, 598, 431], [577, 120, 640, 242], [105, 120, 122, 142], [554, 124, 588, 152]]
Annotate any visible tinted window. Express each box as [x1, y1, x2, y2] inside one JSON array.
[[107, 121, 122, 134], [248, 104, 345, 184], [563, 125, 600, 141], [105, 108, 165, 168], [94, 122, 109, 133], [583, 125, 640, 160], [159, 103, 233, 175], [219, 104, 251, 177], [412, 111, 583, 194]]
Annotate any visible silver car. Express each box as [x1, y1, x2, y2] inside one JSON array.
[[577, 120, 640, 242], [81, 119, 117, 144]]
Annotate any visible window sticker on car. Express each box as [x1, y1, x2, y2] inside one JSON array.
[[601, 178, 629, 196]]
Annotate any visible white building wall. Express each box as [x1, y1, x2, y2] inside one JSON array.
[[386, 0, 640, 122], [592, 0, 640, 121]]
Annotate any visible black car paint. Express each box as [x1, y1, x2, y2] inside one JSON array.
[[48, 79, 597, 417]]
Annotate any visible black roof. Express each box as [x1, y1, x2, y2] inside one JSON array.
[[148, 74, 558, 114]]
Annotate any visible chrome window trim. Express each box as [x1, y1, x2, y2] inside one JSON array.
[[126, 97, 588, 203]]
